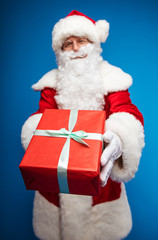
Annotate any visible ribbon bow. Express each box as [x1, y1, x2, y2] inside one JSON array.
[[44, 128, 89, 146]]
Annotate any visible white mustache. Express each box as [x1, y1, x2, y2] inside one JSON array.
[[57, 44, 94, 63], [70, 54, 87, 60], [63, 45, 90, 60], [57, 43, 103, 68]]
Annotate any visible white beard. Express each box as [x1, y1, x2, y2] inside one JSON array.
[[55, 44, 105, 110]]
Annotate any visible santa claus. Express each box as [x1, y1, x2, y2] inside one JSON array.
[[21, 10, 145, 240]]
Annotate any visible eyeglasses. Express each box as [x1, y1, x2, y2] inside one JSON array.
[[62, 37, 90, 51]]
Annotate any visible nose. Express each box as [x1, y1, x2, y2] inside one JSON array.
[[72, 41, 80, 52]]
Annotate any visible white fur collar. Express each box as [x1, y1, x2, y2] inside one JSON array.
[[32, 61, 132, 95]]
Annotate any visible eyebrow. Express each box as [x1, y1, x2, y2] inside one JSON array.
[[64, 41, 72, 44]]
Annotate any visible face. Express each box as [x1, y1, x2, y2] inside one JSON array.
[[62, 36, 92, 56]]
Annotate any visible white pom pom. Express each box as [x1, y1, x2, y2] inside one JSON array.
[[95, 20, 110, 43]]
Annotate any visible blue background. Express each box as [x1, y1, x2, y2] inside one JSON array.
[[1, 0, 158, 239]]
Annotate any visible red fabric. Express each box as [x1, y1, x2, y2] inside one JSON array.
[[39, 192, 60, 207], [93, 178, 121, 206], [105, 90, 144, 126], [31, 88, 144, 207], [66, 10, 96, 24], [34, 88, 58, 114]]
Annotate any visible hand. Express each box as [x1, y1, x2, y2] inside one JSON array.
[[100, 130, 122, 187]]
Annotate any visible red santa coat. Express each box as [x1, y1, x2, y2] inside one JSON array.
[[21, 61, 145, 240]]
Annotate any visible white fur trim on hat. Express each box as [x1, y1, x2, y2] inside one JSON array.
[[106, 112, 145, 182], [52, 15, 109, 53], [21, 113, 43, 151], [95, 20, 109, 43]]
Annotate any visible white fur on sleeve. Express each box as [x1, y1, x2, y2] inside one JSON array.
[[106, 112, 145, 182], [21, 113, 43, 151]]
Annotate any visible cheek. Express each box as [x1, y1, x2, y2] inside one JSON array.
[[83, 42, 89, 46], [78, 43, 88, 50]]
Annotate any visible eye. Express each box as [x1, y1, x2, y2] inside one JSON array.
[[63, 42, 72, 48], [78, 39, 87, 44]]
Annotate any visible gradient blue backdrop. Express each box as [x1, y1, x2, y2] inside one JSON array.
[[1, 0, 158, 239]]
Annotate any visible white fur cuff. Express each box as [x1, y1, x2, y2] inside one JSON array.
[[106, 112, 145, 182], [21, 113, 43, 151]]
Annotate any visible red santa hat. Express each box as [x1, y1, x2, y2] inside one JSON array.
[[52, 10, 110, 52]]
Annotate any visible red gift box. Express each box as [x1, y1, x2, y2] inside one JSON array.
[[19, 109, 106, 196]]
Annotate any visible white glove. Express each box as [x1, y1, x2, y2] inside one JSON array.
[[100, 130, 122, 187]]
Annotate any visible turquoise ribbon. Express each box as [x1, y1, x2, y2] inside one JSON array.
[[42, 128, 89, 147], [34, 110, 103, 193]]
